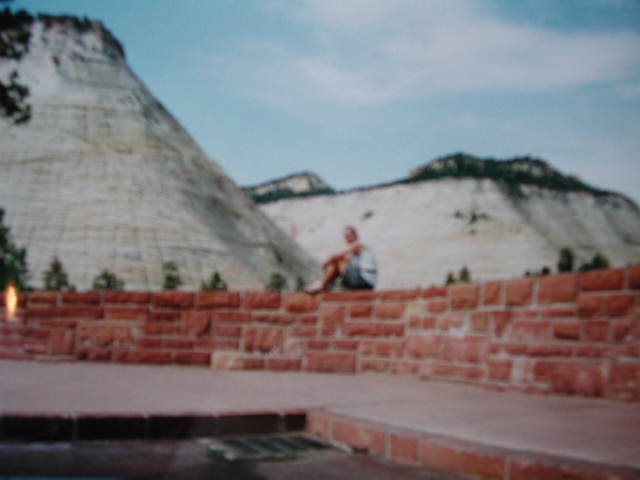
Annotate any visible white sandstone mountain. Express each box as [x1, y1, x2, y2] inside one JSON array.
[[259, 157, 640, 289], [0, 13, 319, 290]]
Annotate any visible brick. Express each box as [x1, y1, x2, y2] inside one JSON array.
[[427, 299, 447, 313], [323, 291, 376, 302], [581, 268, 625, 292], [243, 327, 283, 353], [441, 336, 488, 363], [61, 291, 101, 305], [360, 359, 390, 372], [197, 291, 240, 308], [488, 359, 512, 381], [375, 303, 406, 319], [379, 290, 419, 301], [350, 304, 373, 318], [510, 321, 550, 342], [333, 340, 358, 351], [211, 311, 251, 323], [244, 291, 281, 310], [613, 319, 636, 342], [299, 315, 319, 325], [433, 364, 484, 379], [534, 361, 605, 396], [390, 434, 420, 465], [584, 320, 609, 342], [606, 294, 635, 316], [163, 338, 194, 349], [421, 286, 447, 298], [254, 314, 295, 325], [126, 350, 172, 365], [332, 421, 386, 455], [213, 325, 242, 337], [629, 264, 640, 289], [184, 310, 211, 337], [308, 340, 330, 350], [510, 460, 608, 480], [27, 306, 104, 319], [49, 330, 74, 355], [574, 345, 614, 358], [27, 292, 58, 305], [77, 322, 132, 347], [307, 411, 330, 437], [406, 335, 441, 359], [211, 351, 243, 370], [284, 293, 319, 313], [437, 313, 465, 331], [471, 312, 490, 333], [305, 352, 356, 373], [0, 338, 24, 348], [290, 326, 317, 337], [343, 322, 380, 337], [104, 291, 150, 304], [374, 341, 404, 358], [506, 278, 534, 306], [321, 305, 346, 336], [610, 362, 639, 387], [152, 292, 194, 309], [390, 361, 420, 376], [39, 319, 77, 329], [267, 358, 302, 371], [483, 281, 503, 306], [539, 273, 578, 304], [151, 310, 181, 321], [136, 338, 162, 349], [105, 307, 150, 321], [450, 284, 480, 310], [173, 351, 211, 366], [528, 344, 573, 357], [143, 321, 182, 336], [381, 323, 405, 337], [577, 294, 605, 318], [24, 342, 47, 355], [553, 321, 580, 340], [422, 442, 505, 480], [542, 308, 577, 318], [492, 311, 512, 337], [75, 348, 112, 362]]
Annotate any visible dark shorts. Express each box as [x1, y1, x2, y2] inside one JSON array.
[[342, 262, 374, 290]]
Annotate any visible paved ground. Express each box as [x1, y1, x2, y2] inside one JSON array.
[[1, 361, 639, 475]]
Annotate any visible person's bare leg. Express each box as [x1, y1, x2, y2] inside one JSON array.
[[307, 257, 341, 294]]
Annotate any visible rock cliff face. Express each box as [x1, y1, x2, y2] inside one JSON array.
[[0, 14, 319, 290], [261, 168, 640, 289]]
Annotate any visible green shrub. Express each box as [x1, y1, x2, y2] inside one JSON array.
[[557, 247, 574, 273], [267, 273, 287, 291], [162, 261, 182, 290], [92, 270, 124, 290], [579, 253, 610, 272], [201, 271, 227, 291], [42, 256, 74, 291]]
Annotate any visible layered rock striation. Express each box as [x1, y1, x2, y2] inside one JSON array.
[[0, 13, 319, 290]]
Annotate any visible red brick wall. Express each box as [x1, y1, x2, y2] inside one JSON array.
[[2, 265, 639, 401]]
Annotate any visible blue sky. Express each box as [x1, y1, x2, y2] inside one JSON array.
[[11, 0, 640, 202]]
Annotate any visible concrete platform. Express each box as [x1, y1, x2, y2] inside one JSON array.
[[1, 361, 639, 479]]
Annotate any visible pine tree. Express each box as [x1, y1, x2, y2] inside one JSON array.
[[459, 266, 471, 283], [43, 256, 75, 291], [0, 207, 29, 290], [267, 273, 287, 291], [92, 270, 124, 290], [201, 271, 227, 291], [557, 247, 574, 272], [162, 261, 182, 290]]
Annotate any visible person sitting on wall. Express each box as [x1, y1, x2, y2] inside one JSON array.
[[307, 225, 377, 293]]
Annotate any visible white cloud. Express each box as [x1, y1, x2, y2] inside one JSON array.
[[280, 0, 640, 105]]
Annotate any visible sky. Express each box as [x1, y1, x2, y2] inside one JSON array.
[[10, 0, 640, 203]]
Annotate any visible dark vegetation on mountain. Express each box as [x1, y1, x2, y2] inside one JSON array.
[[1, 6, 125, 125], [250, 152, 626, 204], [404, 152, 607, 197], [245, 171, 335, 204]]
